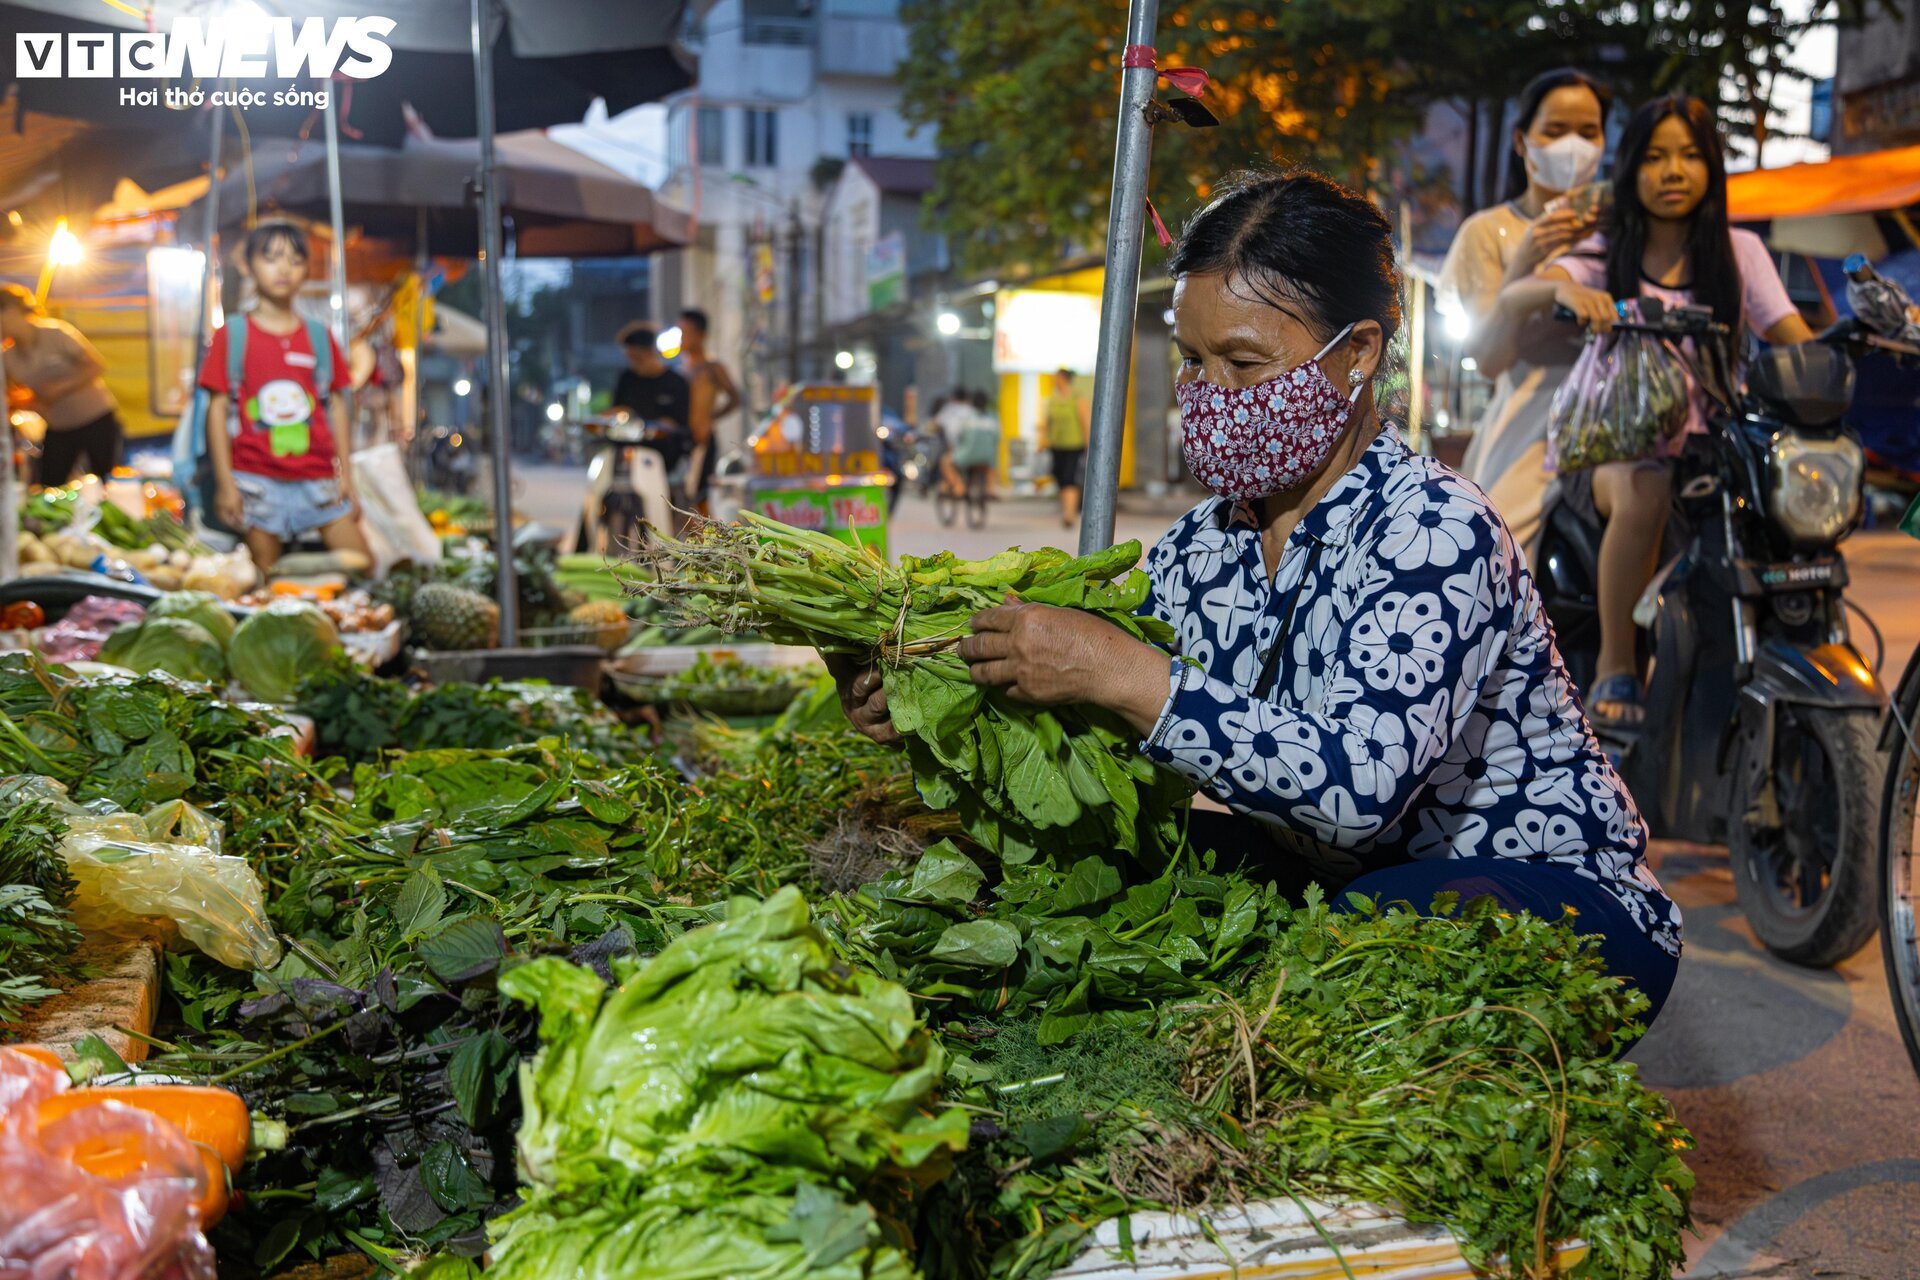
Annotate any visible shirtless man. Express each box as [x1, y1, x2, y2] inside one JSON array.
[[678, 308, 739, 512]]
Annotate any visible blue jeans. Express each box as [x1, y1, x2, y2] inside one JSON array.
[[1338, 856, 1679, 1032]]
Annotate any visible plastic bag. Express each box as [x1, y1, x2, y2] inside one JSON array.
[[353, 442, 443, 577], [0, 1094, 216, 1280], [10, 777, 281, 972], [1546, 302, 1691, 473], [62, 800, 281, 971], [35, 596, 147, 666]]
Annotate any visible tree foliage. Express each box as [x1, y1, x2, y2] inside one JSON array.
[[901, 0, 1883, 274]]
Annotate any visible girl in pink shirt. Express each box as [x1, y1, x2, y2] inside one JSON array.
[[1478, 94, 1812, 728]]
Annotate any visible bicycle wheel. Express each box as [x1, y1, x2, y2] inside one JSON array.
[[1881, 668, 1920, 1078], [966, 467, 988, 529], [934, 484, 960, 527]]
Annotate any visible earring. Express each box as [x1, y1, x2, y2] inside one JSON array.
[[1348, 368, 1366, 387]]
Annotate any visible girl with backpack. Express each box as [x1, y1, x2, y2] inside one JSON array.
[[198, 221, 370, 572]]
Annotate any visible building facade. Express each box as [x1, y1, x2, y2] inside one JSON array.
[[651, 0, 935, 445]]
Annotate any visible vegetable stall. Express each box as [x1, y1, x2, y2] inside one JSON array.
[[0, 503, 1694, 1280]]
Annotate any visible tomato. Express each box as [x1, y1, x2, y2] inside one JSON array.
[[0, 601, 45, 630]]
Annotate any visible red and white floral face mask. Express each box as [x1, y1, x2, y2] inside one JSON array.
[[1177, 323, 1363, 501]]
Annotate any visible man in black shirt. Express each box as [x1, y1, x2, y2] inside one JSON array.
[[610, 322, 692, 469]]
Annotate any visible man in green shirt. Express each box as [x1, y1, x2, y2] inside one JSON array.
[[1036, 366, 1089, 528]]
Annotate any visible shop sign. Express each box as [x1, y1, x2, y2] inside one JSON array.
[[866, 232, 906, 311], [992, 290, 1100, 374]]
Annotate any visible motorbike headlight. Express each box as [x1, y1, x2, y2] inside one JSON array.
[[1768, 431, 1864, 546]]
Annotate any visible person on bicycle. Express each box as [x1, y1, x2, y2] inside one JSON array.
[[934, 385, 973, 497], [1479, 94, 1809, 730]]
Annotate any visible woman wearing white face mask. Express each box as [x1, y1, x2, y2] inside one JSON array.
[[1439, 69, 1612, 556], [832, 172, 1681, 1045]]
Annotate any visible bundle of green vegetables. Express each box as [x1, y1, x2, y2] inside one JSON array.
[[0, 788, 83, 1030], [620, 515, 1192, 866], [489, 887, 969, 1280], [294, 663, 645, 767]]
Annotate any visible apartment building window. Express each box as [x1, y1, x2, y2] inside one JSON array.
[[746, 109, 780, 168], [846, 112, 873, 158], [667, 105, 688, 170], [697, 106, 725, 166], [743, 0, 811, 45]]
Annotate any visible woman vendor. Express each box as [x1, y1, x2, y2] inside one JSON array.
[[836, 170, 1680, 1028]]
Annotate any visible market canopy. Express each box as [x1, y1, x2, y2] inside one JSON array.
[[177, 130, 690, 258], [1728, 144, 1920, 221], [0, 0, 692, 147]]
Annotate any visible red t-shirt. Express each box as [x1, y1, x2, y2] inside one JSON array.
[[197, 316, 347, 482]]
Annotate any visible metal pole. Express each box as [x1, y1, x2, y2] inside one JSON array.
[[0, 341, 14, 583], [472, 0, 518, 642], [185, 98, 227, 528], [1079, 0, 1161, 555], [323, 86, 357, 446], [1401, 203, 1425, 454]]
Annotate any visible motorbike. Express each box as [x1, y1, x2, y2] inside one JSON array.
[[576, 408, 682, 554], [1536, 300, 1892, 968], [421, 424, 477, 496]]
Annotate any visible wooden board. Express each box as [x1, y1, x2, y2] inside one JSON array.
[[10, 933, 164, 1063], [1052, 1199, 1587, 1280]]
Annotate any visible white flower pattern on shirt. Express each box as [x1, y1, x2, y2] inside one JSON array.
[[1140, 430, 1682, 957]]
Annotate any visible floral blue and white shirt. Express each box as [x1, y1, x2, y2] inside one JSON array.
[[1139, 428, 1682, 957]]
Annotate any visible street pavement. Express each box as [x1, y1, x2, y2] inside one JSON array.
[[514, 458, 1920, 1277]]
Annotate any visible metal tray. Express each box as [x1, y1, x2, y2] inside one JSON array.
[[409, 645, 606, 690]]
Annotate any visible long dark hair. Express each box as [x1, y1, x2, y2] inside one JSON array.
[[1606, 94, 1742, 332], [1503, 68, 1614, 202], [1169, 169, 1402, 348]]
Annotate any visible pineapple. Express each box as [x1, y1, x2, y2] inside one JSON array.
[[410, 582, 501, 651], [568, 600, 631, 652]]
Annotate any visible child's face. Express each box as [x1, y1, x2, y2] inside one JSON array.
[[248, 238, 308, 303]]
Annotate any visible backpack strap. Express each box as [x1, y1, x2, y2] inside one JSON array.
[[225, 315, 247, 398], [304, 316, 334, 401]]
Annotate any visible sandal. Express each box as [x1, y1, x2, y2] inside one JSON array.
[[1590, 674, 1647, 731]]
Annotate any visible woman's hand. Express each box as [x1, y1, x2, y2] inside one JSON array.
[[960, 600, 1172, 734], [1554, 280, 1618, 334], [337, 474, 362, 520], [1511, 207, 1594, 279], [825, 655, 901, 746]]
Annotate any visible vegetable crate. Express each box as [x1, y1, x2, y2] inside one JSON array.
[[1051, 1200, 1587, 1280]]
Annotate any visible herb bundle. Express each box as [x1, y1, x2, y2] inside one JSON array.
[[621, 514, 1193, 866]]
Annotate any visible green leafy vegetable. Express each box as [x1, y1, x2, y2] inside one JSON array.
[[99, 618, 228, 683], [147, 590, 239, 649], [621, 515, 1193, 866], [228, 600, 343, 703]]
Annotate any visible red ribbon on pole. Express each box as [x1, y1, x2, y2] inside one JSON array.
[[1121, 43, 1211, 98], [1146, 196, 1172, 249]]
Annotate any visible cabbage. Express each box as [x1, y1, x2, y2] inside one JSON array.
[[229, 600, 343, 702], [98, 618, 227, 684], [147, 590, 238, 649]]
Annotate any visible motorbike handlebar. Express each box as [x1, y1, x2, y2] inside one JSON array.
[[1552, 301, 1730, 339]]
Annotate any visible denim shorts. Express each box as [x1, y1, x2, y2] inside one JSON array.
[[233, 472, 353, 540]]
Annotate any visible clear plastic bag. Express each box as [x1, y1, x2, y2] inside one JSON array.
[[1546, 302, 1692, 473], [0, 1096, 216, 1280], [5, 776, 281, 972]]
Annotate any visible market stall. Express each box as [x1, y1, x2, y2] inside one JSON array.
[[0, 517, 1693, 1280], [723, 382, 894, 558]]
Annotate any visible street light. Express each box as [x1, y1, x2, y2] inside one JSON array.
[[47, 223, 82, 267], [545, 403, 564, 422], [1442, 308, 1471, 343], [936, 311, 961, 336], [657, 325, 684, 359], [34, 218, 84, 304], [834, 350, 855, 371], [453, 378, 472, 397]]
